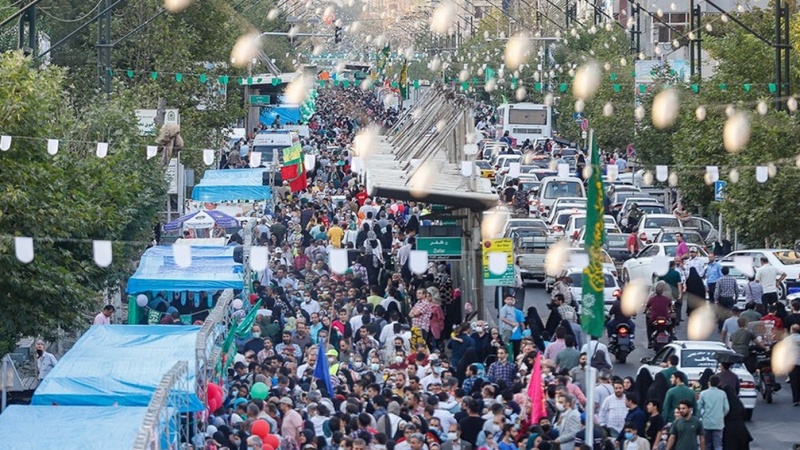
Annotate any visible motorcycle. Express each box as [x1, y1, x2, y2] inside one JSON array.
[[608, 322, 634, 364], [752, 345, 781, 403], [649, 316, 674, 352]]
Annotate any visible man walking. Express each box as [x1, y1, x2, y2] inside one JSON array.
[[663, 371, 696, 422], [697, 376, 729, 450], [666, 400, 705, 450], [714, 267, 738, 331], [705, 253, 722, 302], [35, 340, 57, 383]]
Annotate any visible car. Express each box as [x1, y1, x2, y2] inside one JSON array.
[[502, 218, 549, 236], [637, 341, 757, 420], [474, 160, 495, 179], [614, 196, 660, 218], [635, 214, 683, 242], [618, 202, 667, 231], [653, 228, 706, 249], [493, 155, 523, 185], [564, 214, 619, 241], [537, 177, 586, 213], [722, 249, 800, 296], [573, 227, 627, 251], [549, 208, 587, 235], [553, 268, 621, 315], [604, 232, 635, 263], [542, 197, 587, 221], [681, 216, 719, 244], [559, 247, 618, 279], [621, 243, 708, 284]]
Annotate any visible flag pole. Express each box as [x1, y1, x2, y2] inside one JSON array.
[[583, 128, 596, 443]]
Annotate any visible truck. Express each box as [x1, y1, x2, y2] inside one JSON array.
[[511, 228, 561, 284], [251, 129, 300, 169]]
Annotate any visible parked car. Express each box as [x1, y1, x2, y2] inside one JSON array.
[[621, 243, 708, 284], [545, 248, 618, 289], [653, 228, 706, 248], [681, 216, 719, 244], [638, 341, 757, 420], [564, 214, 619, 241], [502, 218, 549, 236], [474, 160, 495, 179]]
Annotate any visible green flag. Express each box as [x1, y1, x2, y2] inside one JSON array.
[[581, 131, 606, 338], [222, 317, 239, 353], [235, 299, 263, 339], [485, 67, 496, 84]]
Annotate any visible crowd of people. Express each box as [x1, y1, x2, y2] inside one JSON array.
[[179, 87, 800, 450]]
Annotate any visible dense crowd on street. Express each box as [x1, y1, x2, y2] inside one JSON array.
[[139, 87, 800, 450]]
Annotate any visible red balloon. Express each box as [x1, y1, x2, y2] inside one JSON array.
[[264, 434, 280, 449], [208, 397, 221, 412], [208, 383, 223, 400], [251, 420, 270, 439]]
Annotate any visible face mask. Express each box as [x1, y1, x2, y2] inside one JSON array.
[[395, 356, 404, 363], [624, 433, 634, 440], [555, 403, 565, 412], [371, 363, 380, 371], [447, 432, 458, 441], [434, 367, 445, 374], [305, 297, 312, 303], [417, 352, 425, 359], [541, 424, 551, 433], [252, 332, 261, 338], [36, 349, 44, 356], [329, 357, 337, 364], [353, 362, 364, 369], [504, 408, 512, 415], [579, 361, 586, 367]]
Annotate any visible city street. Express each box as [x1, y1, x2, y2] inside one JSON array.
[[485, 284, 800, 450]]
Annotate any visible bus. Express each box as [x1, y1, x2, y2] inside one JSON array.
[[495, 103, 552, 146]]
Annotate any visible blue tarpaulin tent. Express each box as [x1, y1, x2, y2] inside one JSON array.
[[191, 168, 272, 202], [0, 405, 150, 450], [31, 325, 204, 411], [126, 245, 243, 293], [260, 105, 301, 126]]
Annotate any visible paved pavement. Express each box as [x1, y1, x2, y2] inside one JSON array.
[[483, 284, 800, 450]]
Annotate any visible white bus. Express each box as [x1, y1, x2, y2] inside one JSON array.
[[495, 103, 552, 146]]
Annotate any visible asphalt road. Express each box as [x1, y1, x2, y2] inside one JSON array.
[[484, 284, 800, 450]]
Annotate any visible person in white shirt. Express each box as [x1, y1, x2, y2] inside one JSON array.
[[35, 341, 57, 382], [300, 294, 321, 315], [93, 305, 115, 325], [599, 380, 628, 437], [756, 256, 786, 305]]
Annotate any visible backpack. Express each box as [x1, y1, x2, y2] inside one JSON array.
[[514, 188, 528, 210]]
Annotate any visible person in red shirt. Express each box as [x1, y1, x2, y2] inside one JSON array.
[[627, 231, 640, 256], [761, 304, 784, 333], [355, 186, 369, 206], [646, 281, 673, 345]]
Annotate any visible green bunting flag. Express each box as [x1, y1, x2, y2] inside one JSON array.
[[769, 83, 777, 93], [175, 73, 183, 82], [218, 75, 229, 85], [413, 79, 420, 89], [609, 73, 617, 81], [581, 131, 606, 338], [485, 67, 496, 84], [271, 77, 280, 86], [559, 83, 567, 92], [150, 71, 158, 80], [613, 84, 621, 92], [127, 70, 134, 78], [199, 74, 207, 83], [743, 83, 751, 92]]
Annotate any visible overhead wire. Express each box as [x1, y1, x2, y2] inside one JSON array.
[[37, 0, 104, 23]]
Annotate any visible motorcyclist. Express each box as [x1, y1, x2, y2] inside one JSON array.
[[624, 203, 643, 233], [645, 281, 673, 348], [607, 296, 636, 340]]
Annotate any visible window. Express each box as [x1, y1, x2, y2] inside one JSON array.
[[508, 109, 548, 125], [474, 6, 483, 18], [655, 13, 688, 43], [543, 181, 583, 199]]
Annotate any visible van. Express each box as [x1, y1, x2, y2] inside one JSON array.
[[537, 177, 586, 213], [251, 130, 300, 167]]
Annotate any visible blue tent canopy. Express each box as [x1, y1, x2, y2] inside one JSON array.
[[191, 168, 272, 202], [0, 405, 149, 450], [126, 245, 243, 293], [31, 325, 204, 412]]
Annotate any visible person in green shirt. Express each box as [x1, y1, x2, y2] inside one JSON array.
[[666, 400, 705, 450], [739, 302, 763, 324], [662, 371, 696, 422], [659, 261, 684, 303], [659, 355, 689, 386], [366, 285, 383, 308]]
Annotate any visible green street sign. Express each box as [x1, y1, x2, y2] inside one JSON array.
[[416, 237, 462, 260], [249, 95, 271, 106]]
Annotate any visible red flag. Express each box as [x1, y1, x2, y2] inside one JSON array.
[[280, 163, 307, 192], [527, 352, 546, 423]]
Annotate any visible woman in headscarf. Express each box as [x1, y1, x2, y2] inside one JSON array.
[[722, 384, 753, 450], [363, 230, 385, 285], [684, 266, 706, 318], [646, 371, 669, 406], [526, 307, 546, 351], [356, 222, 371, 248]]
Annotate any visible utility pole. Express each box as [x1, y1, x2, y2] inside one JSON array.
[[688, 0, 701, 80], [17, 2, 37, 57], [629, 2, 641, 55], [242, 219, 255, 301], [97, 0, 112, 95]]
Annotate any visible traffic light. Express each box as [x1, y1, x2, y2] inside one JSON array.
[[334, 26, 342, 43]]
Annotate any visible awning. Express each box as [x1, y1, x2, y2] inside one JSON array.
[[191, 168, 272, 202], [126, 245, 243, 293]]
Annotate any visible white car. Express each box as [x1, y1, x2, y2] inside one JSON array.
[[555, 267, 621, 314], [621, 243, 708, 284], [537, 177, 586, 214], [636, 214, 683, 242], [638, 341, 757, 420], [723, 249, 800, 297], [564, 214, 619, 241]]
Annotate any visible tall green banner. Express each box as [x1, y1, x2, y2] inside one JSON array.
[[581, 130, 606, 338], [399, 58, 408, 100]]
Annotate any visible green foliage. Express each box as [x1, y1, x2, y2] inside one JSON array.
[[0, 52, 166, 354]]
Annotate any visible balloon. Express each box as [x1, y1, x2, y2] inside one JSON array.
[[208, 397, 221, 412], [232, 298, 243, 310], [251, 382, 269, 400], [136, 294, 148, 307], [264, 434, 280, 449], [207, 383, 223, 401], [390, 204, 399, 214], [251, 419, 270, 439]]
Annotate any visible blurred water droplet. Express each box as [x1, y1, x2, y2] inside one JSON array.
[[695, 106, 707, 121], [724, 112, 750, 153], [573, 61, 602, 100], [652, 89, 680, 129], [687, 302, 716, 340], [603, 102, 614, 117]]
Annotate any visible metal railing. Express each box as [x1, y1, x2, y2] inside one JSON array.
[[132, 361, 190, 450]]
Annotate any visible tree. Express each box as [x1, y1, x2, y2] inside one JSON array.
[[0, 52, 167, 354]]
